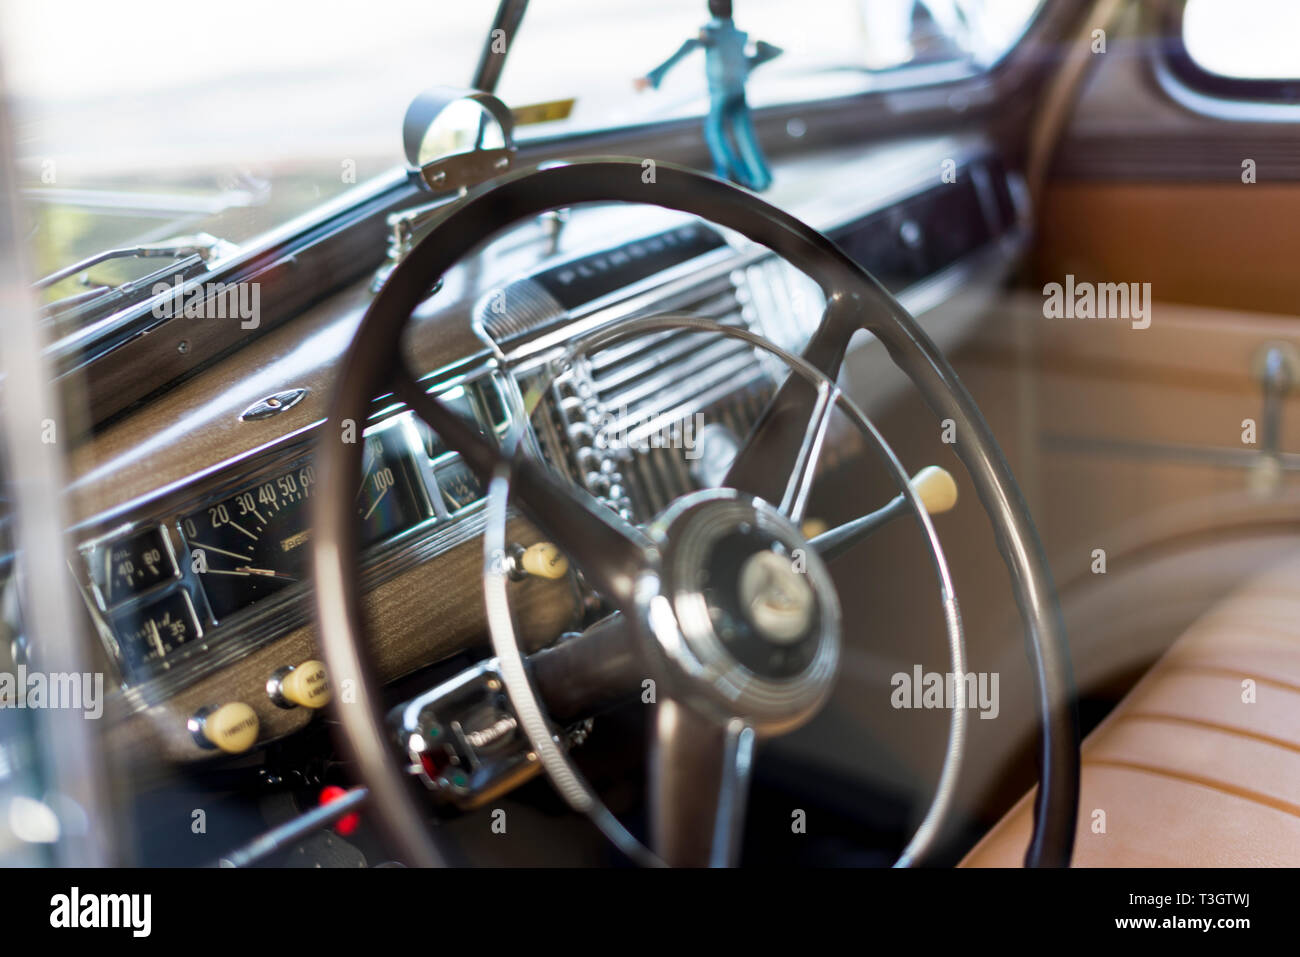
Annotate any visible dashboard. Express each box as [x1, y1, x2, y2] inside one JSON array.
[[66, 137, 1026, 765], [78, 380, 505, 689]]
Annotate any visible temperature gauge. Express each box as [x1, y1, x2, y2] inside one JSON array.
[[435, 458, 485, 513]]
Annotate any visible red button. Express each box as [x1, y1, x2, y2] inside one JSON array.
[[318, 785, 360, 836]]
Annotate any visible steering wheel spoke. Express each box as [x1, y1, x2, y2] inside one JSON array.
[[394, 367, 652, 609], [650, 699, 754, 868], [722, 292, 861, 509], [775, 378, 837, 522]]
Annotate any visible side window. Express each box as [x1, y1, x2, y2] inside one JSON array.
[[1182, 0, 1300, 81], [1173, 0, 1300, 102]]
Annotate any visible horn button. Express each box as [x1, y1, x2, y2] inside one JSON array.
[[692, 527, 820, 679], [646, 489, 840, 730]]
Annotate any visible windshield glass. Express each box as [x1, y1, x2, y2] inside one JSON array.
[[2, 0, 493, 313], [4, 0, 1041, 327], [499, 0, 1044, 137]]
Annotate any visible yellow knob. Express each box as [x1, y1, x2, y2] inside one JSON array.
[[909, 466, 958, 515], [519, 542, 569, 580], [279, 660, 332, 709], [198, 702, 259, 754]]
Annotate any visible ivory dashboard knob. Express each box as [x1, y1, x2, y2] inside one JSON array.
[[189, 702, 259, 754], [269, 660, 332, 709], [800, 518, 829, 539], [909, 466, 958, 515], [518, 542, 569, 580]]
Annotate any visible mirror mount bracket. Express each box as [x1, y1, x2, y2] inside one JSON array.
[[402, 86, 517, 193], [373, 87, 518, 291]]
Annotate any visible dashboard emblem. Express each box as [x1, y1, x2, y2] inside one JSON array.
[[239, 388, 309, 421]]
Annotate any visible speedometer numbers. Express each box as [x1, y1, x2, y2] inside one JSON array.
[[181, 417, 432, 623], [181, 462, 319, 621], [356, 420, 431, 541]]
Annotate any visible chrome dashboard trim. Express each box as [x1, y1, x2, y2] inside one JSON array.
[[491, 146, 1005, 366], [240, 388, 311, 421], [500, 154, 1028, 523]]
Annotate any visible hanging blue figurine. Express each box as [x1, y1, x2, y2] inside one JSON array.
[[637, 0, 783, 191]]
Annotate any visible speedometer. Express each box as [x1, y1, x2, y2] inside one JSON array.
[[181, 461, 318, 621], [181, 422, 431, 622]]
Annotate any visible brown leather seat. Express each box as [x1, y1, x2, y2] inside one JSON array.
[[962, 548, 1300, 866]]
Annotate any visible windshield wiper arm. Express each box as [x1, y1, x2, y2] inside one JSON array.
[[33, 232, 237, 291], [38, 284, 111, 316], [39, 254, 212, 329]]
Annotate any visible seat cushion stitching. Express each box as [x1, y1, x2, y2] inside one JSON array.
[[1082, 758, 1300, 819]]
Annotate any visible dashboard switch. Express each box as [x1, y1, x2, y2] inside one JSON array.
[[512, 542, 569, 580], [268, 660, 332, 709], [189, 702, 259, 753]]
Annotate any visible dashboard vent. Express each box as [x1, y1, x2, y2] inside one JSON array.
[[543, 273, 780, 521], [584, 273, 764, 431]]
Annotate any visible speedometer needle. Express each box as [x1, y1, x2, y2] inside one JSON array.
[[235, 566, 298, 582], [362, 485, 389, 521], [148, 619, 166, 658]]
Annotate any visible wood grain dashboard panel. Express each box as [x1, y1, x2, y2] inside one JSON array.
[[105, 516, 578, 765], [67, 216, 620, 764]]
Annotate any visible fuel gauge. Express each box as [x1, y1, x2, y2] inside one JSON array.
[[109, 589, 202, 681]]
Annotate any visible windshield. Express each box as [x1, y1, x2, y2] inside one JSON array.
[[4, 0, 1040, 328], [2, 0, 494, 316], [498, 0, 1044, 137]]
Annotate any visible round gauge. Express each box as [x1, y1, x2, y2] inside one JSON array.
[[182, 439, 428, 623], [181, 462, 316, 621], [109, 589, 202, 680], [87, 526, 177, 606], [435, 458, 485, 512]]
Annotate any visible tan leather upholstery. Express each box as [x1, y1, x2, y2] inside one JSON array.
[[962, 549, 1300, 866]]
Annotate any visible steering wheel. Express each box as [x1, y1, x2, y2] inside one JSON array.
[[313, 158, 1079, 868]]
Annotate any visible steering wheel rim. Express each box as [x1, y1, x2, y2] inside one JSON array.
[[313, 156, 1079, 868]]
